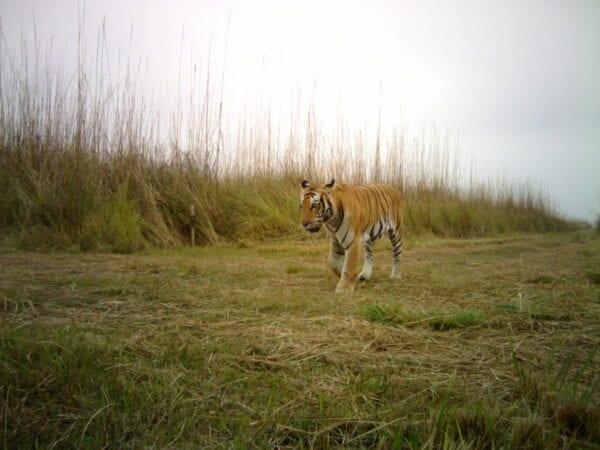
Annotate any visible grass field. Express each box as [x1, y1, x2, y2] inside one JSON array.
[[1, 17, 597, 449], [1, 230, 599, 448]]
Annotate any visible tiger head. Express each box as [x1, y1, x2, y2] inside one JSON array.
[[299, 179, 335, 233]]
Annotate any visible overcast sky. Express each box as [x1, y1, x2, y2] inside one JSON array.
[[2, 0, 599, 221]]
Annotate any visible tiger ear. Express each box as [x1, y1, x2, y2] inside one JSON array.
[[325, 179, 335, 191], [301, 180, 310, 189]]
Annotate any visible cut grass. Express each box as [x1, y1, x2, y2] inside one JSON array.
[[0, 231, 599, 448]]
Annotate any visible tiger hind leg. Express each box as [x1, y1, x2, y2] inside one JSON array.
[[389, 228, 403, 279]]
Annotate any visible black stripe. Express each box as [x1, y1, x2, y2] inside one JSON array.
[[333, 206, 345, 233], [341, 226, 350, 246], [377, 220, 385, 238], [393, 238, 403, 257], [322, 198, 332, 220], [367, 224, 375, 240]]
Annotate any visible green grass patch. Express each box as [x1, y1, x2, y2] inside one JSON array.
[[362, 304, 486, 330], [495, 302, 520, 314], [80, 182, 146, 253], [494, 297, 574, 321], [429, 309, 486, 331], [362, 304, 432, 327], [285, 264, 307, 274]]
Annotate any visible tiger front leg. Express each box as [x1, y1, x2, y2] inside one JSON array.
[[328, 239, 345, 277], [335, 239, 361, 294], [358, 240, 373, 281]]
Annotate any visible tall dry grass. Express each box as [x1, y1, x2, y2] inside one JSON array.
[[0, 26, 578, 253]]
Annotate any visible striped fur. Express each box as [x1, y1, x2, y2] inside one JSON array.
[[300, 179, 404, 293]]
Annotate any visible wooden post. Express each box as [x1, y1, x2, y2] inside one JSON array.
[[190, 204, 196, 247]]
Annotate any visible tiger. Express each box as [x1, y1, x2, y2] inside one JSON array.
[[299, 179, 404, 293]]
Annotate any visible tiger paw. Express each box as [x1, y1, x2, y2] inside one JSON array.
[[335, 282, 355, 294], [358, 272, 371, 281]]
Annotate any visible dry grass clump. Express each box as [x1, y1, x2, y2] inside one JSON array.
[[1, 231, 599, 447]]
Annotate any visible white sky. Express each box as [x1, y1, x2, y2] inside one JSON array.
[[1, 0, 599, 221]]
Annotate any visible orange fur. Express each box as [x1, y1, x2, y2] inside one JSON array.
[[300, 180, 404, 293]]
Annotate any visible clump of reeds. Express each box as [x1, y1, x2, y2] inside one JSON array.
[[0, 25, 581, 252]]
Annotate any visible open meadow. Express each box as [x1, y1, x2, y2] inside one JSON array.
[[1, 230, 599, 448], [1, 21, 598, 448]]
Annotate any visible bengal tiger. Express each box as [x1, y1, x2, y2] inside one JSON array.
[[299, 179, 404, 293]]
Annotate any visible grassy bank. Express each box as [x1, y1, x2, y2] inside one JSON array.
[[0, 129, 580, 253], [0, 29, 582, 253], [1, 231, 599, 448], [0, 145, 578, 253]]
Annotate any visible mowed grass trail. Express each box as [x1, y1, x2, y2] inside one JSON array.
[[1, 231, 599, 448]]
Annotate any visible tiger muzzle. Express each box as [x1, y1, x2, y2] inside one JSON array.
[[303, 222, 322, 233]]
